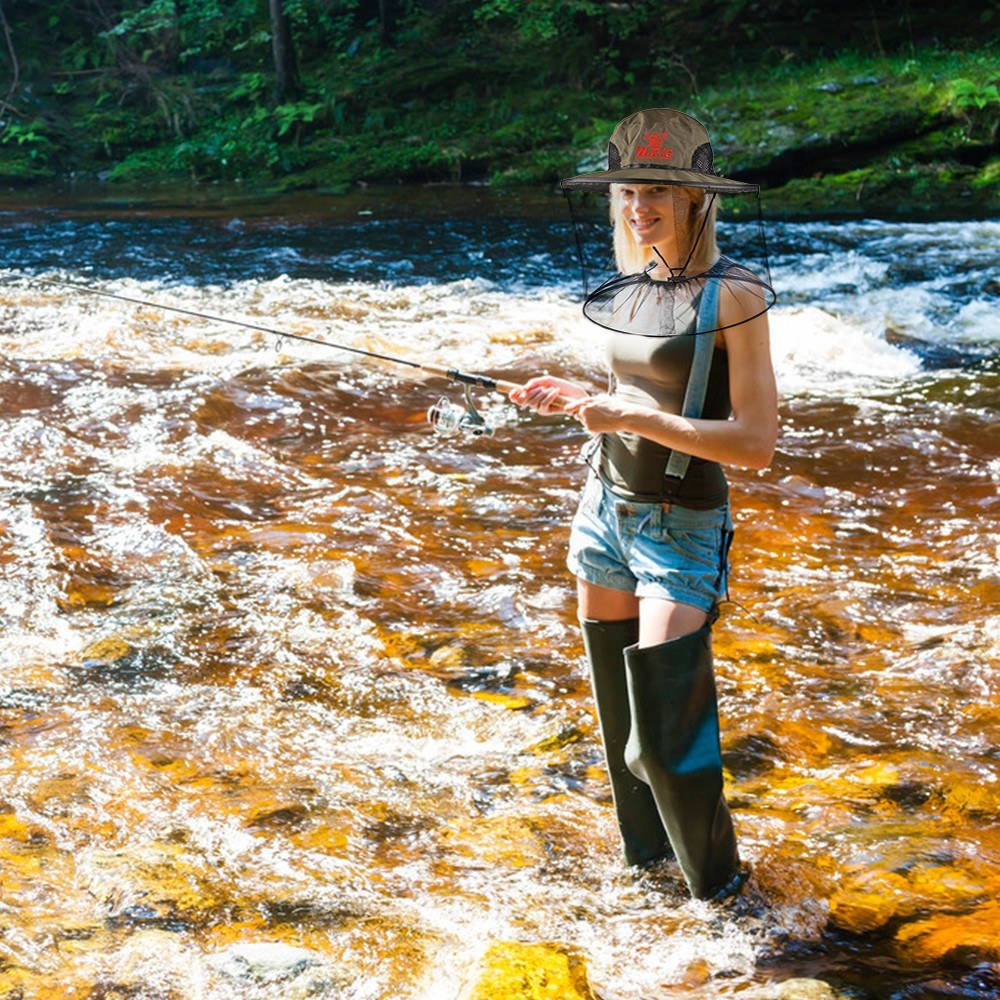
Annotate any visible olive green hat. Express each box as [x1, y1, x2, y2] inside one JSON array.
[[561, 107, 757, 194]]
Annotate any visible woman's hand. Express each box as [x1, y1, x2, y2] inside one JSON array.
[[564, 394, 637, 434], [508, 376, 589, 415]]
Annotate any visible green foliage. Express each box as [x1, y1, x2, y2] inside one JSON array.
[[474, 0, 603, 41], [0, 120, 54, 160], [274, 101, 327, 137], [0, 0, 995, 215], [950, 77, 1000, 111]]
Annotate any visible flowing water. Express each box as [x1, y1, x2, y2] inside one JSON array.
[[0, 186, 997, 1000]]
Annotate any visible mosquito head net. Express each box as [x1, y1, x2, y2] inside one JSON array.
[[561, 108, 775, 338]]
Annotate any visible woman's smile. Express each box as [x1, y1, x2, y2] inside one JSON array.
[[629, 214, 662, 240]]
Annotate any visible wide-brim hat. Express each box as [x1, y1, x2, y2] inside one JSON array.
[[561, 108, 757, 194]]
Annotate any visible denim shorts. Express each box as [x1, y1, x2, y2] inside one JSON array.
[[567, 475, 734, 613]]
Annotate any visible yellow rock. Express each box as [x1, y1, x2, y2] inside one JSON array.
[[429, 645, 466, 669], [853, 762, 900, 788], [441, 815, 546, 869], [466, 558, 505, 578], [80, 636, 134, 663], [735, 637, 780, 660], [508, 767, 542, 786], [771, 978, 838, 999], [58, 583, 121, 610], [462, 942, 596, 1000], [829, 871, 909, 933], [895, 900, 1000, 963], [907, 863, 991, 910], [472, 690, 532, 711], [0, 812, 31, 841], [779, 719, 835, 759], [945, 778, 1000, 816]]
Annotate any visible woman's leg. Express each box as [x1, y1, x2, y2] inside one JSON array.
[[636, 596, 708, 647], [577, 578, 639, 621]]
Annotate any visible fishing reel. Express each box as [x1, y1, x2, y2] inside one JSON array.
[[427, 385, 494, 437]]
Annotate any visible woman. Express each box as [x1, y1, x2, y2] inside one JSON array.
[[510, 109, 777, 901]]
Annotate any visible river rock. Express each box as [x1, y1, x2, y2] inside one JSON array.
[[209, 941, 321, 983], [459, 941, 596, 1000], [740, 978, 856, 1000], [75, 842, 232, 926], [894, 900, 1000, 964], [828, 870, 908, 933], [778, 979, 844, 999], [440, 814, 547, 868]]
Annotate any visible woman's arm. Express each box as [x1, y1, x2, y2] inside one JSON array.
[[564, 288, 778, 471]]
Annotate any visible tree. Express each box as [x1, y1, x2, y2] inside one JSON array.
[[269, 0, 300, 101]]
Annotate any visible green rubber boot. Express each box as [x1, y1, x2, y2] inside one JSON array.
[[580, 618, 672, 867], [623, 624, 741, 900]]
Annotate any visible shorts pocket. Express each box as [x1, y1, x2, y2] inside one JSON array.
[[658, 525, 722, 571], [641, 506, 728, 573]]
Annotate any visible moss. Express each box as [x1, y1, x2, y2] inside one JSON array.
[[6, 29, 997, 219], [0, 149, 58, 184], [762, 159, 999, 218], [972, 155, 1000, 190], [490, 149, 576, 188]]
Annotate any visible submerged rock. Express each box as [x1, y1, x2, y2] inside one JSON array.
[[828, 870, 909, 934], [460, 941, 596, 1000], [749, 978, 844, 999], [895, 900, 1000, 964], [209, 941, 321, 983]]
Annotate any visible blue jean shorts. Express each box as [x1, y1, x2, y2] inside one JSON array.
[[567, 475, 734, 613]]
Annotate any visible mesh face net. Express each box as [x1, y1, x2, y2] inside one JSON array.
[[563, 181, 775, 339]]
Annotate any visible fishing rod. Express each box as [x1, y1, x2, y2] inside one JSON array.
[[35, 276, 566, 437]]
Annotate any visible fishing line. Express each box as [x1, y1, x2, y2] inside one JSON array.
[[35, 276, 426, 372], [32, 275, 565, 437]]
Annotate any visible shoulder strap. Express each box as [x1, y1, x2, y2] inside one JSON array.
[[661, 277, 721, 498]]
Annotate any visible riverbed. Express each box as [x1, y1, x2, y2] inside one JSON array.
[[0, 186, 997, 999]]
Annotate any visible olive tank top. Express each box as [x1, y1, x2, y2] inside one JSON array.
[[598, 323, 732, 509]]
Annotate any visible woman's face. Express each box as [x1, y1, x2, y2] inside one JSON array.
[[615, 184, 696, 247]]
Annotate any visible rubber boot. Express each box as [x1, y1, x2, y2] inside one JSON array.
[[580, 618, 672, 867], [623, 624, 741, 900]]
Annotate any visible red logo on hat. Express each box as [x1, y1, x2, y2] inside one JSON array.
[[635, 132, 673, 161]]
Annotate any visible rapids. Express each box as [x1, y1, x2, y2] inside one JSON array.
[[0, 186, 997, 999]]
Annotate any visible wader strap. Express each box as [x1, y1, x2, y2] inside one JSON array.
[[661, 277, 721, 500]]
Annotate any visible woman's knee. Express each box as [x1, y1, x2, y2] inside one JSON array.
[[637, 597, 709, 646]]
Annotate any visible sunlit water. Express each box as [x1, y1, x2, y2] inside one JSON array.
[[0, 187, 997, 999]]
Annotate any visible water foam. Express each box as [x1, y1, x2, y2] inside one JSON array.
[[770, 305, 922, 398]]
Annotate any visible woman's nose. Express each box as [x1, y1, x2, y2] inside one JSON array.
[[632, 194, 653, 214]]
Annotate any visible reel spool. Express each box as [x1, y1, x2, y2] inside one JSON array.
[[427, 386, 493, 437]]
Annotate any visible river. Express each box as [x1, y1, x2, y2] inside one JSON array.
[[0, 186, 997, 999]]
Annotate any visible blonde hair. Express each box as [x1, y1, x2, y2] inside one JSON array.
[[610, 185, 719, 274]]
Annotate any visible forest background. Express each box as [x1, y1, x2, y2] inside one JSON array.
[[0, 0, 997, 217]]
